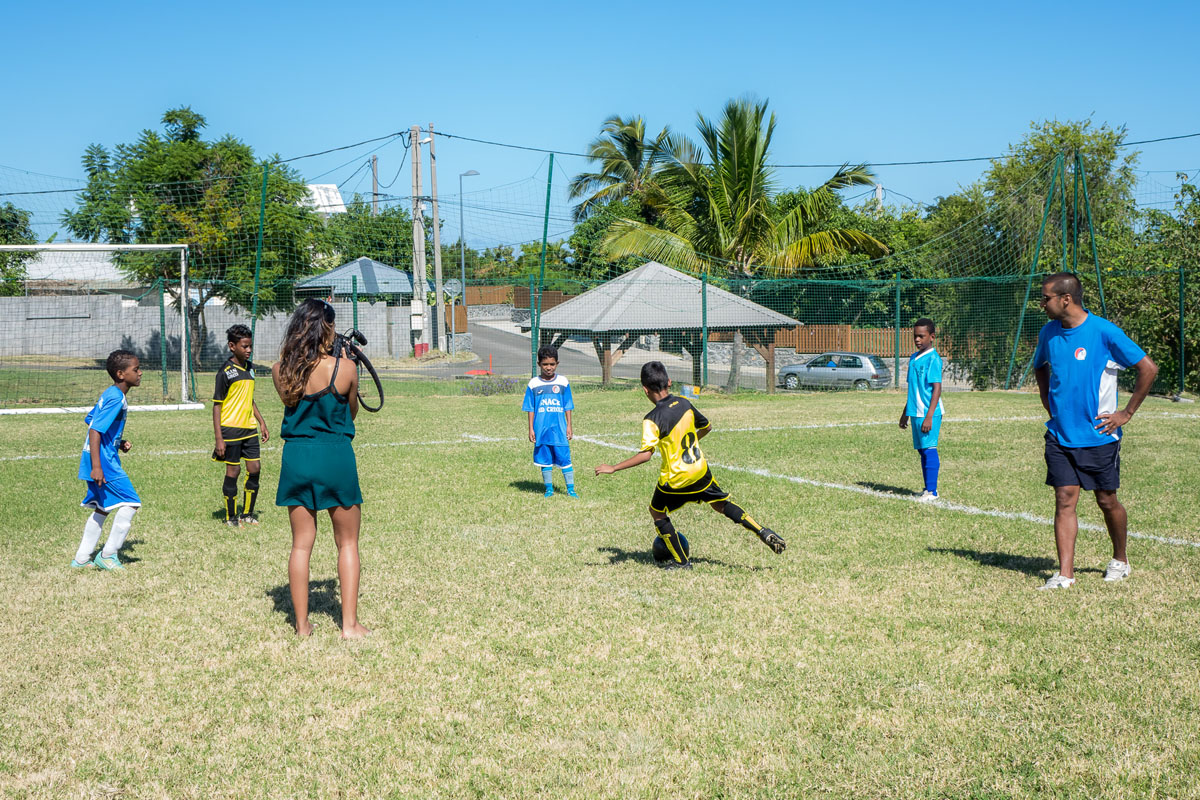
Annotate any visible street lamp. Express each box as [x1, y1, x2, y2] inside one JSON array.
[[457, 170, 480, 353]]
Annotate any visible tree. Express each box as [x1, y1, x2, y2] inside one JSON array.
[[0, 202, 37, 296], [568, 115, 670, 222], [62, 107, 321, 365], [600, 98, 888, 388], [316, 197, 413, 271]]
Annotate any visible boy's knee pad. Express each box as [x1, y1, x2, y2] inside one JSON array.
[[722, 502, 746, 525], [223, 475, 238, 497], [654, 517, 676, 536], [244, 472, 260, 492]]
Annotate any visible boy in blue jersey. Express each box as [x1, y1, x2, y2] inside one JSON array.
[[1033, 273, 1157, 590], [899, 318, 944, 502], [523, 345, 576, 497], [70, 350, 143, 570]]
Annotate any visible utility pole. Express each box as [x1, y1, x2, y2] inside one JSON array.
[[428, 123, 445, 351], [410, 126, 427, 353], [371, 154, 378, 216]]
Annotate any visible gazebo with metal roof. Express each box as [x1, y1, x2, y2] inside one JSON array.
[[295, 257, 433, 301], [535, 261, 801, 391]]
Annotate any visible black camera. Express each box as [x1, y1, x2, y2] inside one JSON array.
[[331, 328, 384, 412]]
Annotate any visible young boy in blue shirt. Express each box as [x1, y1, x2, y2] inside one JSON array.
[[523, 345, 576, 497], [71, 350, 143, 570], [899, 318, 944, 502]]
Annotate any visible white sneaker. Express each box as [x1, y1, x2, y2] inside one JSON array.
[[1037, 573, 1076, 590], [917, 490, 939, 503], [1103, 559, 1132, 582]]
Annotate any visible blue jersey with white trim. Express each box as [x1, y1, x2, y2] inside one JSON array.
[[522, 375, 574, 446], [1033, 313, 1146, 448], [905, 348, 945, 418], [78, 385, 129, 481]]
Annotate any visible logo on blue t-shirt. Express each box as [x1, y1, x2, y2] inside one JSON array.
[[78, 385, 129, 481]]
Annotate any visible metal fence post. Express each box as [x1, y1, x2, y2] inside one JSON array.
[[701, 272, 708, 386], [158, 278, 168, 400], [352, 275, 358, 330], [251, 163, 268, 341], [894, 274, 901, 388], [1180, 265, 1187, 396]]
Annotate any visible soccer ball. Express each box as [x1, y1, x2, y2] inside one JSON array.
[[651, 533, 690, 563]]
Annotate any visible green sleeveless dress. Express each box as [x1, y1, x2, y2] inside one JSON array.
[[275, 358, 363, 510]]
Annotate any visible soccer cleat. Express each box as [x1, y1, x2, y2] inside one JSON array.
[[757, 528, 787, 554], [1037, 573, 1075, 590], [223, 518, 241, 528], [1103, 559, 1132, 582], [543, 487, 554, 498], [70, 558, 93, 569], [93, 553, 124, 571], [660, 560, 693, 571], [239, 513, 260, 526], [917, 490, 939, 503], [566, 487, 578, 498]]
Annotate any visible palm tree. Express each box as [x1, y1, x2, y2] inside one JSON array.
[[601, 98, 889, 389], [567, 115, 670, 223]]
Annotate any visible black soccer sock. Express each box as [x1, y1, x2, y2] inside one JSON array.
[[223, 475, 238, 521], [654, 517, 689, 564], [242, 472, 260, 516], [722, 501, 764, 534]]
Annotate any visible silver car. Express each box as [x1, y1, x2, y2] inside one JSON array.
[[778, 351, 892, 391]]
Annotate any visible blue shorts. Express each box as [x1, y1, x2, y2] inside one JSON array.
[[911, 415, 942, 450], [1045, 432, 1120, 491], [533, 443, 572, 469], [81, 475, 142, 512]]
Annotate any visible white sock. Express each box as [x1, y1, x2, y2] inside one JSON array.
[[101, 506, 137, 558], [75, 512, 107, 563]]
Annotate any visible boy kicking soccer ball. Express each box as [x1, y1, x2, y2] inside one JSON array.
[[71, 350, 142, 570], [899, 318, 944, 502], [212, 324, 269, 527], [595, 361, 786, 569], [523, 345, 576, 497]]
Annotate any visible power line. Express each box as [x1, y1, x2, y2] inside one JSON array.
[[435, 129, 1200, 168]]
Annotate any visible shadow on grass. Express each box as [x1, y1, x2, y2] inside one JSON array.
[[115, 537, 144, 565], [593, 546, 769, 572], [857, 481, 920, 497], [927, 547, 1102, 578], [266, 579, 342, 629], [509, 480, 548, 494]]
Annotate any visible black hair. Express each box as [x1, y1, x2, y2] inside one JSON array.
[[226, 324, 252, 344], [913, 318, 936, 335], [1043, 272, 1084, 306], [537, 345, 559, 363], [106, 349, 138, 381], [640, 360, 670, 393]]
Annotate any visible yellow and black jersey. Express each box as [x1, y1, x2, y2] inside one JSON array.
[[213, 358, 257, 441], [640, 394, 711, 489]]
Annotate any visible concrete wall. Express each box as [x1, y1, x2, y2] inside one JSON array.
[[0, 296, 423, 368]]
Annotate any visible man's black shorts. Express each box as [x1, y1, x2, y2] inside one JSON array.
[[1044, 431, 1120, 491], [213, 436, 261, 465], [650, 470, 730, 513]]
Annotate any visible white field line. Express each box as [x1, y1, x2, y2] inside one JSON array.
[[0, 403, 205, 416], [574, 434, 1200, 550]]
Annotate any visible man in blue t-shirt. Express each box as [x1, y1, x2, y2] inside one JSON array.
[[523, 345, 576, 497], [1032, 273, 1157, 590]]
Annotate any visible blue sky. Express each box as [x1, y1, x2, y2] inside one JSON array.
[[2, 0, 1198, 245]]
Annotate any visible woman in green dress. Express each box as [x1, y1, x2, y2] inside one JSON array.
[[272, 299, 369, 639]]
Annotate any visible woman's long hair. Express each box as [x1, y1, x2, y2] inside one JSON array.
[[277, 299, 335, 406]]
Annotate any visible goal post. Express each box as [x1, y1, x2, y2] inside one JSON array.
[[0, 243, 203, 414]]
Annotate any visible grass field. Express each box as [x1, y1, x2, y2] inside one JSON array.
[[3, 383, 1200, 799]]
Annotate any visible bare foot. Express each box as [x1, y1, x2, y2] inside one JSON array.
[[340, 622, 370, 640], [295, 622, 314, 637]]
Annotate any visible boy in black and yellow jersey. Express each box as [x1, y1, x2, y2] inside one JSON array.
[[212, 325, 269, 527], [595, 361, 785, 569]]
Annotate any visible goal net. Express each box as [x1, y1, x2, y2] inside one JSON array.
[[0, 244, 199, 413]]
